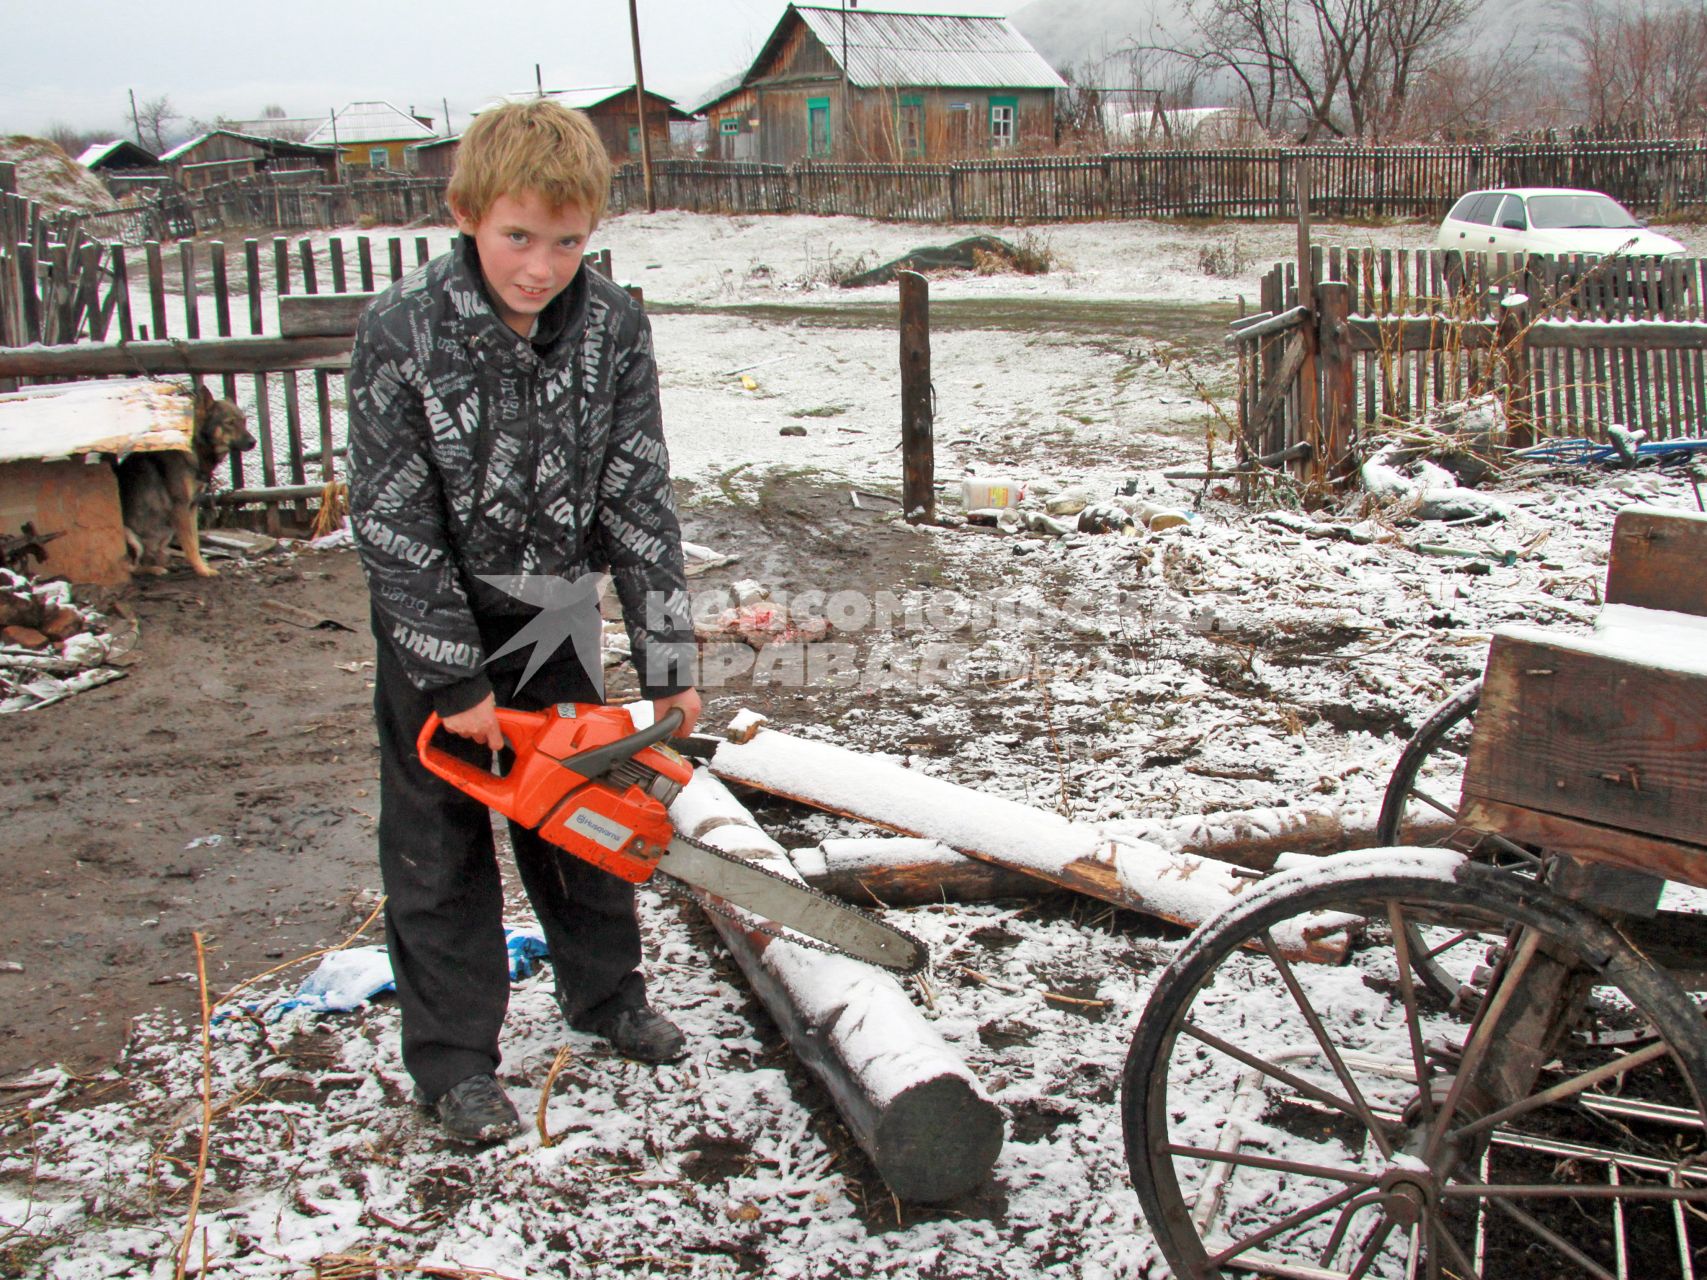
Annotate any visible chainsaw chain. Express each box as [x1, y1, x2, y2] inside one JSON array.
[[663, 832, 930, 975]]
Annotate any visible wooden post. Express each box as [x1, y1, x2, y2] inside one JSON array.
[[1294, 155, 1322, 480], [1498, 291, 1533, 448], [1317, 281, 1354, 476], [898, 269, 934, 523], [627, 0, 657, 214], [0, 162, 15, 196]]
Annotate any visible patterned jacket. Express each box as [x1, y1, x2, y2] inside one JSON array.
[[347, 236, 693, 714]]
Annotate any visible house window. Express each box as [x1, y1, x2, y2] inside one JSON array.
[[628, 126, 641, 154], [368, 146, 389, 169], [721, 117, 741, 135], [807, 96, 832, 158], [989, 96, 1017, 149], [897, 95, 924, 158]]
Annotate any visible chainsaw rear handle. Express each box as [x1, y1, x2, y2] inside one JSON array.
[[415, 704, 686, 821]]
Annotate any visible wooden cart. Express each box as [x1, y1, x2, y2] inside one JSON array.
[[1121, 505, 1707, 1279]]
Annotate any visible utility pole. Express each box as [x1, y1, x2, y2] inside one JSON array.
[[628, 0, 656, 213], [841, 0, 853, 159], [535, 64, 544, 97], [442, 97, 452, 138], [329, 109, 341, 180], [129, 89, 143, 147]]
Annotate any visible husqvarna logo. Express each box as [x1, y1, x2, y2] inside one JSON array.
[[568, 808, 633, 852]]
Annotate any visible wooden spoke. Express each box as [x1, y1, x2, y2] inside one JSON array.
[[1164, 1144, 1379, 1186], [1206, 1183, 1368, 1269], [1181, 1020, 1372, 1128], [1447, 1040, 1671, 1141]]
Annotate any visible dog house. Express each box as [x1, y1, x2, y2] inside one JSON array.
[[0, 379, 195, 584]]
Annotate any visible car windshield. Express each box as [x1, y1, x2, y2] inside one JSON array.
[[1525, 193, 1641, 230]]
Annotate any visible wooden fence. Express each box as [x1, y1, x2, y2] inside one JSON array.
[[611, 141, 1707, 223], [1235, 248, 1707, 473], [0, 229, 457, 532]]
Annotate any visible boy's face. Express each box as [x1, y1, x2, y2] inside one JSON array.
[[454, 191, 592, 338]]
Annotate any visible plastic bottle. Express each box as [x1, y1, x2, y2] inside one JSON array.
[[959, 477, 1024, 509]]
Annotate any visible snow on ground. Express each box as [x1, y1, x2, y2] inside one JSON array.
[[6, 209, 1707, 1277]]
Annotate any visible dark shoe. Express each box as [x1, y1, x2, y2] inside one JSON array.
[[582, 1005, 686, 1064], [416, 1073, 521, 1144]]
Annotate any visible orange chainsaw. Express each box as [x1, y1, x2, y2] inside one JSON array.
[[416, 703, 927, 973]]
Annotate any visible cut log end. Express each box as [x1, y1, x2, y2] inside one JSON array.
[[871, 1074, 1006, 1203]]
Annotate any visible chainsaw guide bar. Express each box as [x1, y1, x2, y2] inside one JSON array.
[[658, 833, 929, 974]]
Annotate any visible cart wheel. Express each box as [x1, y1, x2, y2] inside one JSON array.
[[1122, 852, 1707, 1280], [1377, 680, 1530, 859], [1379, 681, 1547, 1001]]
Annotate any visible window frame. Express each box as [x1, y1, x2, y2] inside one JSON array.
[[988, 95, 1017, 149], [367, 146, 389, 169], [807, 95, 833, 158]]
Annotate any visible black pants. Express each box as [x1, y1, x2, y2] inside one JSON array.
[[372, 630, 647, 1100]]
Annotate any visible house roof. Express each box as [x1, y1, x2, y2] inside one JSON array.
[[486, 86, 694, 122], [687, 72, 747, 118], [76, 140, 159, 168], [223, 117, 325, 140], [159, 130, 338, 163], [756, 5, 1066, 91], [304, 101, 438, 145]]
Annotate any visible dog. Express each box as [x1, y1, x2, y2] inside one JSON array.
[[118, 386, 256, 578]]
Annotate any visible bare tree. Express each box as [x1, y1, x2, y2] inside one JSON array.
[[134, 94, 180, 152], [44, 122, 101, 157], [1573, 0, 1707, 134], [1159, 0, 1490, 141]]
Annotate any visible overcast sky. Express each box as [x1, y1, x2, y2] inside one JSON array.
[[2, 0, 1034, 139]]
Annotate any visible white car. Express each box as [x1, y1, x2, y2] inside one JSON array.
[[1436, 187, 1686, 264]]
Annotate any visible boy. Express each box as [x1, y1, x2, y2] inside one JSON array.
[[347, 99, 701, 1144]]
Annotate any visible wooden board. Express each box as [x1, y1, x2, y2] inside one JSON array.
[[1464, 629, 1707, 868], [1605, 505, 1707, 618], [278, 292, 378, 339], [1461, 797, 1707, 887]]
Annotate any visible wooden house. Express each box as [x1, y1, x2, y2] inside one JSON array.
[[304, 102, 439, 174], [699, 4, 1066, 163], [488, 87, 692, 162], [158, 131, 339, 190]]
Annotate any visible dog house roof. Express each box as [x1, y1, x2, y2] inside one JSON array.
[[0, 380, 194, 464]]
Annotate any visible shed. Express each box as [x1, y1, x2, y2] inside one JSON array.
[[488, 87, 692, 162], [159, 130, 339, 190], [75, 140, 160, 172], [0, 380, 196, 585], [304, 102, 439, 173], [407, 135, 461, 180], [702, 4, 1066, 163], [76, 140, 169, 200]]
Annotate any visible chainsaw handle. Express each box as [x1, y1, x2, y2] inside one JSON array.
[[415, 706, 546, 817], [560, 707, 683, 781]]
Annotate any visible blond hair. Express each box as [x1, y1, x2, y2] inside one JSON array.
[[447, 99, 612, 228]]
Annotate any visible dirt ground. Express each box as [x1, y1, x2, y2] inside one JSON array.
[[0, 481, 941, 1082]]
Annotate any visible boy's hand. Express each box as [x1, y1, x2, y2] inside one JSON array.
[[442, 693, 506, 752], [653, 688, 702, 737]]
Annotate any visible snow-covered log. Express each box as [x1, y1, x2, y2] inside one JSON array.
[[1114, 801, 1429, 868], [791, 803, 1429, 906], [669, 771, 1005, 1202], [790, 836, 1057, 906], [710, 718, 1347, 962]]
